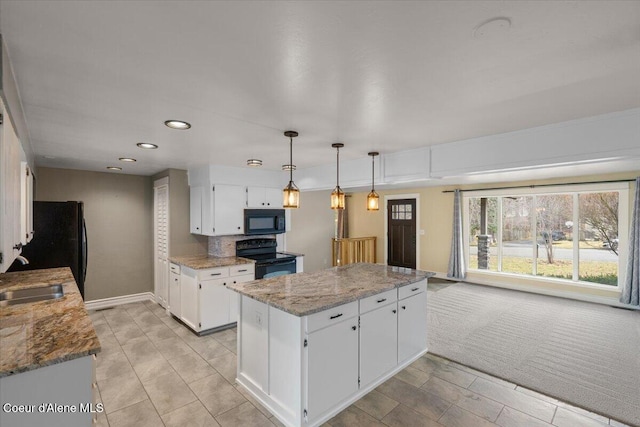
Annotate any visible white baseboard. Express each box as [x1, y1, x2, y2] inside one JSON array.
[[84, 292, 155, 311]]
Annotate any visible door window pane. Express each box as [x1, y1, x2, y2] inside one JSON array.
[[578, 192, 619, 286], [535, 195, 573, 280], [501, 196, 533, 275]]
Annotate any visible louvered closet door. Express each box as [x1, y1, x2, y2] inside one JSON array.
[[154, 183, 169, 308]]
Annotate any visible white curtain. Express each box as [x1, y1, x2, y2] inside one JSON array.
[[447, 189, 466, 280], [621, 177, 640, 306]]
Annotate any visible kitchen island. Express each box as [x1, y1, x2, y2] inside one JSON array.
[[0, 267, 101, 427], [227, 263, 434, 427]]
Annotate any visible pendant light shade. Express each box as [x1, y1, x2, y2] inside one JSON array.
[[331, 143, 345, 210], [367, 151, 379, 211], [283, 131, 300, 208]]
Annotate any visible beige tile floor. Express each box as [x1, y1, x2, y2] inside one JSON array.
[[89, 300, 631, 427]]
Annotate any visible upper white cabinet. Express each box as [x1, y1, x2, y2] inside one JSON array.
[[190, 183, 245, 236], [246, 186, 282, 208], [0, 103, 30, 272], [19, 162, 34, 245]]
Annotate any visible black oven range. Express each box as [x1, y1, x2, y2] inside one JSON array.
[[236, 238, 297, 279]]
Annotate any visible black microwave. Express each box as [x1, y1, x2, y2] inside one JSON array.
[[244, 209, 286, 235]]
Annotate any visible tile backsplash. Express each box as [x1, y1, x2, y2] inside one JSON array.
[[208, 235, 276, 257]]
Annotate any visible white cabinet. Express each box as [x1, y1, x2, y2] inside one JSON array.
[[180, 263, 255, 333], [180, 272, 199, 330], [306, 314, 359, 420], [169, 263, 181, 318], [190, 186, 203, 234], [0, 103, 25, 272], [236, 279, 429, 427], [200, 277, 231, 330], [190, 184, 245, 236], [247, 186, 283, 208], [359, 291, 398, 387], [398, 283, 428, 363], [19, 162, 34, 245]]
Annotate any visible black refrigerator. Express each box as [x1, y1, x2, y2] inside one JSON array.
[[8, 201, 88, 299]]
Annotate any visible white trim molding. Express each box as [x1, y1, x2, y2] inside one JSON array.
[[84, 292, 155, 311]]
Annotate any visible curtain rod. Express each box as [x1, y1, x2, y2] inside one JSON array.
[[442, 178, 636, 194]]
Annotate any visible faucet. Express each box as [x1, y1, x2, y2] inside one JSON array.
[[15, 255, 29, 265]]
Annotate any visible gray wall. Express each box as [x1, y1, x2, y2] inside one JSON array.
[[35, 167, 153, 301], [287, 189, 336, 273], [151, 169, 208, 257]]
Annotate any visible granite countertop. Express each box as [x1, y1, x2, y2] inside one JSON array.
[[227, 263, 434, 317], [0, 267, 101, 377], [169, 255, 255, 270]]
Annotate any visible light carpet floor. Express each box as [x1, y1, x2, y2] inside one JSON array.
[[427, 282, 640, 426]]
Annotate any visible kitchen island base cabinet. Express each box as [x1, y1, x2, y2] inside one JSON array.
[[0, 355, 95, 427], [236, 279, 428, 427]]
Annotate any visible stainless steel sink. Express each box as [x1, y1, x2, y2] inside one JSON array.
[[0, 284, 64, 307]]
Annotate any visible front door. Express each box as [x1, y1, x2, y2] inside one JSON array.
[[387, 199, 416, 269]]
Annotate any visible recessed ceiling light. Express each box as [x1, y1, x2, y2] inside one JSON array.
[[119, 157, 137, 162], [247, 159, 262, 167], [137, 142, 158, 149], [107, 166, 122, 171], [164, 120, 191, 130]]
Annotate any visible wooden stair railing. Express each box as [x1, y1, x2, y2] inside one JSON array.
[[332, 236, 377, 266]]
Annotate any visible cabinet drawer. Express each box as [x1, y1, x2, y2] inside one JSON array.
[[306, 301, 358, 333], [359, 288, 397, 314], [197, 268, 229, 280], [170, 263, 180, 274], [398, 281, 426, 300], [230, 263, 255, 277]]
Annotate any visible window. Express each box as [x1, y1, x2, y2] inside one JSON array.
[[464, 184, 628, 288]]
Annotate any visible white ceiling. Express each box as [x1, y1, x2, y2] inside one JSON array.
[[1, 1, 639, 176]]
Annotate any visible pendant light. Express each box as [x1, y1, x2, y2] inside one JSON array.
[[282, 131, 300, 208], [367, 152, 379, 211], [330, 143, 345, 210]]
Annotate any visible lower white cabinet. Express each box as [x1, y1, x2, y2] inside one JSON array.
[[359, 301, 398, 387], [180, 264, 255, 333], [306, 313, 359, 420], [398, 285, 428, 363], [169, 263, 181, 318]]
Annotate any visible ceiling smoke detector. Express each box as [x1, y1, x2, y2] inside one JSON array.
[[473, 17, 511, 39]]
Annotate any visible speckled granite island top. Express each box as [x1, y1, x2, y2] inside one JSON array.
[[0, 267, 100, 377], [169, 254, 255, 270], [227, 263, 434, 317]]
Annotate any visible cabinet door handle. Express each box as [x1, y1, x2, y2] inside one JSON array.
[[377, 298, 387, 303], [238, 269, 248, 272], [392, 309, 397, 314], [233, 281, 237, 284], [330, 313, 343, 320], [210, 273, 221, 276], [237, 226, 241, 230], [351, 326, 357, 331], [411, 287, 419, 292], [402, 305, 406, 310], [223, 283, 227, 286]]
